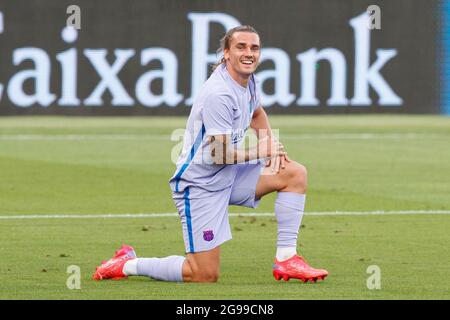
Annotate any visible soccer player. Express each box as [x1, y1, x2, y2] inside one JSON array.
[[93, 25, 328, 283]]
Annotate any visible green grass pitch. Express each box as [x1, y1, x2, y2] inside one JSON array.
[[0, 115, 449, 299]]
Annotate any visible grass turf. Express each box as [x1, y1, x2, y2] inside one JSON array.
[[0, 115, 449, 299]]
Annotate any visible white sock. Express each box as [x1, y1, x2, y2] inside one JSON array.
[[123, 258, 138, 276], [136, 256, 185, 282], [275, 192, 305, 248], [276, 247, 297, 262]]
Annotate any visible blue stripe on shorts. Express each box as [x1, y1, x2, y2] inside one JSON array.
[[184, 187, 195, 253]]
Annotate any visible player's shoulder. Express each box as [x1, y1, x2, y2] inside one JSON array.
[[207, 71, 232, 91], [200, 83, 236, 113], [202, 73, 235, 102], [202, 89, 236, 111]]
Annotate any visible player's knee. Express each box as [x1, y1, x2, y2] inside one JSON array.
[[188, 262, 219, 283], [296, 163, 308, 191], [288, 162, 308, 192], [195, 269, 219, 283], [204, 271, 220, 283]]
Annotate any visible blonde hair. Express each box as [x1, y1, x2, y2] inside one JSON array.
[[211, 25, 260, 71]]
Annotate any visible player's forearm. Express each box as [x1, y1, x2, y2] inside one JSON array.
[[210, 133, 272, 164], [211, 143, 263, 165], [229, 146, 264, 164]]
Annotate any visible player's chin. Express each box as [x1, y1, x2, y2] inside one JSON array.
[[239, 66, 256, 75]]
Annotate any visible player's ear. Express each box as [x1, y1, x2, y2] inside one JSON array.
[[223, 48, 229, 60]]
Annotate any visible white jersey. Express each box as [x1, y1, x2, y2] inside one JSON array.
[[169, 64, 261, 192]]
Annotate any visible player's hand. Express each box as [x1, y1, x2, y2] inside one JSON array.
[[261, 138, 290, 173], [257, 136, 286, 160], [278, 153, 291, 171], [266, 153, 291, 173]]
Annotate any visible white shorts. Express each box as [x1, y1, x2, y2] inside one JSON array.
[[172, 161, 265, 253]]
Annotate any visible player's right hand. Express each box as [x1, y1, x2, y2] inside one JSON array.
[[258, 137, 291, 173], [257, 136, 287, 160]]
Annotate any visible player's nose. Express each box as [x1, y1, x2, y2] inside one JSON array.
[[243, 51, 253, 59], [243, 46, 253, 55]]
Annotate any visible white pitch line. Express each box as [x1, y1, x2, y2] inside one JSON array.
[[0, 133, 448, 141], [0, 210, 449, 220], [282, 133, 448, 140], [0, 134, 169, 141]]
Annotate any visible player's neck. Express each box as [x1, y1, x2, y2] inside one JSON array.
[[225, 64, 250, 88]]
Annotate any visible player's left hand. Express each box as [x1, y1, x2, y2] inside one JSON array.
[[265, 143, 290, 173], [279, 153, 291, 171]]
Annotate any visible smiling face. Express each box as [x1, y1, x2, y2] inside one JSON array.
[[223, 31, 261, 87]]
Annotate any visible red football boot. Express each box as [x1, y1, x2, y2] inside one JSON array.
[[93, 245, 137, 280], [273, 255, 328, 283]]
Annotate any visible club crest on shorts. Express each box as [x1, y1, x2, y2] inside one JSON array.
[[203, 230, 214, 242]]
